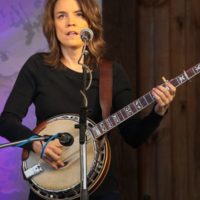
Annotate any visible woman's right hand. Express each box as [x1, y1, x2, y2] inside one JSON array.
[[32, 139, 65, 169]]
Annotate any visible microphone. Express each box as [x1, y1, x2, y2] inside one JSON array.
[[80, 28, 94, 42], [57, 132, 74, 146], [43, 132, 74, 146]]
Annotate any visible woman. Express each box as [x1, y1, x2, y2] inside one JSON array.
[[0, 0, 176, 199]]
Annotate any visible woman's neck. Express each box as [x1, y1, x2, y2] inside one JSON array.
[[61, 46, 84, 73]]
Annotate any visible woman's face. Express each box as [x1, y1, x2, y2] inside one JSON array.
[[54, 0, 89, 50]]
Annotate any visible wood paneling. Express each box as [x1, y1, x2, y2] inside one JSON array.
[[137, 1, 173, 199], [187, 1, 200, 199], [102, 1, 138, 200], [103, 0, 200, 200]]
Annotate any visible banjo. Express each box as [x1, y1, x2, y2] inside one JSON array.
[[22, 63, 200, 200]]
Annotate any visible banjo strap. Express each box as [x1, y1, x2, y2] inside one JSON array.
[[99, 59, 113, 119]]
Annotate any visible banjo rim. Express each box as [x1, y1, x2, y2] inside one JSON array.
[[22, 114, 111, 200]]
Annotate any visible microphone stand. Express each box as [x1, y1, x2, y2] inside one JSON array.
[[75, 40, 91, 200], [0, 135, 51, 149]]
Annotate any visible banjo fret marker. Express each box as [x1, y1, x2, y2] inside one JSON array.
[[111, 114, 120, 125], [99, 122, 108, 133], [123, 105, 133, 117], [133, 100, 143, 111], [104, 118, 113, 129]]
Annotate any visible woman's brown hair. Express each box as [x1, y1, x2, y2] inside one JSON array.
[[42, 0, 106, 68]]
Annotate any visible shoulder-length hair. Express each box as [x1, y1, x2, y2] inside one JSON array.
[[42, 0, 106, 68]]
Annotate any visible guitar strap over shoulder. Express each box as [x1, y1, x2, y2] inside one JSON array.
[[99, 59, 113, 119]]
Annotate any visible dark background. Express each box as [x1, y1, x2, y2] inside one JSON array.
[[103, 0, 200, 200]]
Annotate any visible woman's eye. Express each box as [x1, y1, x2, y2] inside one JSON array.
[[58, 14, 65, 19], [77, 12, 84, 17]]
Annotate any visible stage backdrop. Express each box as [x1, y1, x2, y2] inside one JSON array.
[[0, 0, 101, 199]]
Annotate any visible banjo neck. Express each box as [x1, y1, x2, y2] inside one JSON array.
[[91, 63, 200, 139]]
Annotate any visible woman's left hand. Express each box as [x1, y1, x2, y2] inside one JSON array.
[[152, 81, 176, 116]]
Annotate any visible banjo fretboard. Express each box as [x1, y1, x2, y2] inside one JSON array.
[[91, 63, 200, 139]]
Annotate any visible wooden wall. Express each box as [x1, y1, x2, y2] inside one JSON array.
[[102, 1, 138, 199], [103, 0, 200, 200]]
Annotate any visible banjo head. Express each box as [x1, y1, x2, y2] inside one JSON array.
[[22, 114, 111, 200]]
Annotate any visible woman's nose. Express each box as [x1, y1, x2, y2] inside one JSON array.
[[66, 16, 75, 27]]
